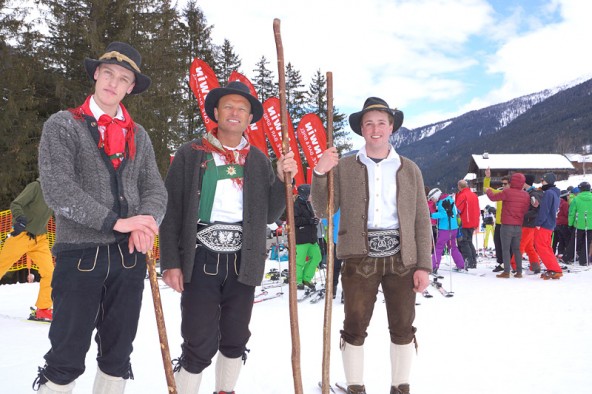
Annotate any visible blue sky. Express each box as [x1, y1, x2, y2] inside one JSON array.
[[185, 0, 591, 141]]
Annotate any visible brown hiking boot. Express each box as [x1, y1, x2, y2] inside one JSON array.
[[530, 262, 541, 274], [391, 384, 410, 394], [496, 272, 510, 278], [346, 385, 366, 394], [542, 271, 563, 280], [514, 272, 523, 278]]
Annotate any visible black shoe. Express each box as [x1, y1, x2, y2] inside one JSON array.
[[492, 265, 503, 272], [303, 281, 316, 291], [297, 283, 304, 290], [346, 385, 366, 394]]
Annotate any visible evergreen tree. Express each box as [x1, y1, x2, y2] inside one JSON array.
[[285, 62, 307, 126], [125, 0, 186, 176], [38, 0, 98, 108], [213, 39, 241, 86], [178, 0, 216, 140], [0, 1, 47, 208], [252, 55, 276, 101], [306, 69, 351, 155]]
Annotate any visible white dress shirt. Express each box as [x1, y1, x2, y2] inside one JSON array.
[[209, 137, 247, 223], [356, 145, 401, 230]]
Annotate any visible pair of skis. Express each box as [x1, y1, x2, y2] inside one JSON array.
[[429, 273, 454, 297], [318, 381, 349, 393], [297, 288, 318, 303], [253, 290, 284, 304]]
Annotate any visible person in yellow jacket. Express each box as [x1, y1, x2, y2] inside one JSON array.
[[0, 179, 54, 321], [483, 168, 513, 272]]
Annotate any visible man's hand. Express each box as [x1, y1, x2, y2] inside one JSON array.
[[485, 167, 491, 178], [314, 147, 339, 175], [128, 229, 155, 254], [114, 215, 159, 253], [162, 268, 184, 293], [276, 151, 298, 182], [413, 270, 430, 293]]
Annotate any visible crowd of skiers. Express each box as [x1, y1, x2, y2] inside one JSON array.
[[427, 168, 592, 280]]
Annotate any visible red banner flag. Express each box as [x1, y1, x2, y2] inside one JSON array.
[[189, 58, 220, 133], [228, 71, 269, 157], [296, 113, 327, 170], [261, 97, 306, 186]]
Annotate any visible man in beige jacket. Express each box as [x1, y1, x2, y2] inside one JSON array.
[[312, 97, 432, 394]]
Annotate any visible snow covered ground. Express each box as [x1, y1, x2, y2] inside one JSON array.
[[1, 252, 591, 394]]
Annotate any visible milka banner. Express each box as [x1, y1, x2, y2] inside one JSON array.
[[262, 97, 306, 186], [189, 58, 220, 133], [228, 71, 269, 156], [295, 113, 327, 169]]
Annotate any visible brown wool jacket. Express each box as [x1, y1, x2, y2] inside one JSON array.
[[311, 154, 432, 272]]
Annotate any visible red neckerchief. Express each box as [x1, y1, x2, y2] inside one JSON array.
[[192, 127, 250, 189], [69, 96, 136, 169]]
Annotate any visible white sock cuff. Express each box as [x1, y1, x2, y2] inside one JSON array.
[[390, 342, 415, 387]]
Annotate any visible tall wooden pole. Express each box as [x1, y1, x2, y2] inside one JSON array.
[[273, 18, 303, 394], [321, 72, 336, 394], [147, 251, 177, 394]]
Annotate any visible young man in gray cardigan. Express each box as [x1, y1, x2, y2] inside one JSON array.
[[312, 97, 432, 394], [159, 81, 297, 394], [36, 42, 167, 394]]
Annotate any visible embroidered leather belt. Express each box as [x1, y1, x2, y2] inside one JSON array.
[[367, 229, 400, 258], [196, 222, 243, 253]]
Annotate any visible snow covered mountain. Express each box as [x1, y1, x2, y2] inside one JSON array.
[[390, 77, 588, 150], [394, 76, 592, 191]]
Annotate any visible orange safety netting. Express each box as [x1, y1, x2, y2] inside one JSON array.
[[0, 209, 160, 272]]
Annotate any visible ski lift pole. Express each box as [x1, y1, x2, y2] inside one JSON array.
[[273, 18, 303, 394], [321, 71, 335, 394], [146, 251, 177, 394]]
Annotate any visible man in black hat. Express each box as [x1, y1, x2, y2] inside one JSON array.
[[159, 81, 298, 393], [312, 97, 432, 394], [36, 42, 167, 393]]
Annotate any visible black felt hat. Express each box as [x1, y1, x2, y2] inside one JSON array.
[[348, 97, 404, 135], [84, 42, 151, 95], [205, 81, 263, 123]]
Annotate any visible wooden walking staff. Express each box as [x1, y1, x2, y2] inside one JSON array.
[[273, 18, 303, 394], [146, 251, 177, 394], [321, 72, 336, 394]]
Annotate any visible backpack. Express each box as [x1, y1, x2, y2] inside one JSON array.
[[441, 199, 455, 219]]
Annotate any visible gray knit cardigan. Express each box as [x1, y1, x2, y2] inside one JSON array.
[[38, 111, 167, 252], [311, 154, 432, 272], [159, 140, 286, 286]]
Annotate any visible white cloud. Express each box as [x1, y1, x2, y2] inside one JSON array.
[[481, 0, 592, 109], [184, 0, 592, 129]]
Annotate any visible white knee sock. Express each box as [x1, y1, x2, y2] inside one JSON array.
[[341, 342, 364, 386], [215, 353, 243, 392], [37, 380, 75, 394], [175, 367, 202, 394], [92, 369, 126, 394], [390, 342, 415, 387]]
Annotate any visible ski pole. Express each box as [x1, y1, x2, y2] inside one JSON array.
[[574, 212, 578, 265], [273, 18, 303, 394], [585, 212, 589, 267], [146, 251, 176, 394], [321, 71, 336, 394]]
